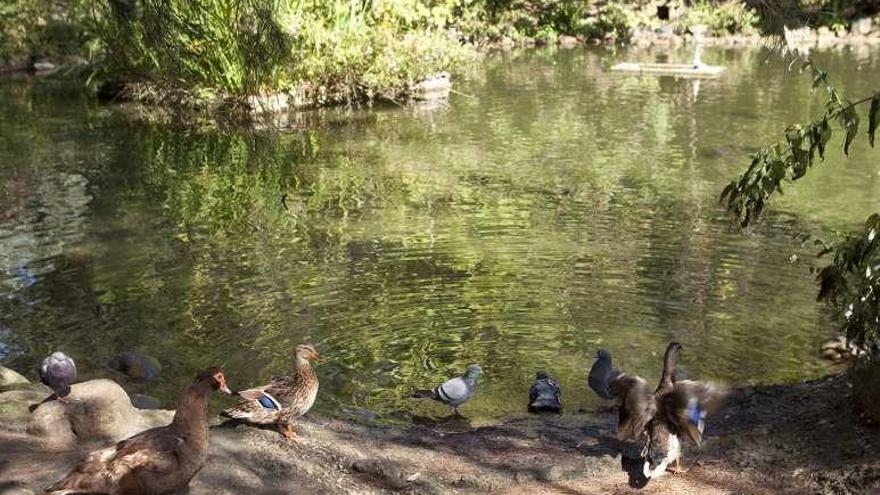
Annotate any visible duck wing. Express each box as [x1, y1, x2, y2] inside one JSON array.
[[611, 373, 656, 441], [46, 427, 181, 493], [659, 380, 725, 446], [222, 379, 290, 421]]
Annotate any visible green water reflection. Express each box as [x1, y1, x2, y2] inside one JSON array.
[[2, 45, 879, 422]]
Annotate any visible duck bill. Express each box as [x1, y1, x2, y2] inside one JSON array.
[[217, 377, 232, 394]]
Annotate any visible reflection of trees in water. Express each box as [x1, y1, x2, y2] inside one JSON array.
[[0, 171, 92, 294]]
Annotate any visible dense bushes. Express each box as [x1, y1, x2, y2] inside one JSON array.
[[0, 0, 92, 67], [84, 0, 473, 102]]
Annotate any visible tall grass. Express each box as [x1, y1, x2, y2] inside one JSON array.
[[91, 0, 292, 96], [86, 0, 474, 102]]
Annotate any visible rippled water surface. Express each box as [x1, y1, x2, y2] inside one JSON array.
[[2, 45, 879, 422]]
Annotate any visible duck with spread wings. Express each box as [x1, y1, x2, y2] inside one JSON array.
[[588, 342, 725, 479]]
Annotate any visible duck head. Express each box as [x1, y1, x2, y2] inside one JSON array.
[[198, 367, 232, 394], [296, 344, 321, 362]]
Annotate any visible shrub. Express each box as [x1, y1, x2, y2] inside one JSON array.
[[681, 1, 759, 35]]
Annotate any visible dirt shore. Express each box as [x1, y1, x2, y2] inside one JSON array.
[[1, 373, 878, 495]]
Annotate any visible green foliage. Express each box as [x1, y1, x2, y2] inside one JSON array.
[[721, 60, 877, 227], [816, 214, 880, 348], [0, 0, 92, 64], [682, 0, 759, 35], [722, 56, 880, 349], [81, 0, 474, 101], [581, 3, 634, 40]]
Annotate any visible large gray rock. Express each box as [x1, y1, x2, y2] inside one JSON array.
[[107, 352, 162, 381], [0, 366, 30, 388], [26, 378, 173, 449], [0, 384, 50, 431], [853, 18, 874, 36]]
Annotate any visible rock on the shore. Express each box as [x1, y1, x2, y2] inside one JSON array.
[[854, 18, 874, 36], [558, 34, 580, 47], [412, 72, 452, 101], [27, 378, 173, 449], [0, 383, 51, 431], [107, 352, 162, 381], [0, 366, 30, 388]]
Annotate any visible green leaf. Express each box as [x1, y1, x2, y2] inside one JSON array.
[[838, 105, 860, 156], [869, 95, 879, 148], [812, 69, 828, 90], [815, 118, 832, 158]]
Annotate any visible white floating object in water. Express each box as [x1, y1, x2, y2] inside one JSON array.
[[610, 62, 725, 78], [611, 23, 724, 79]]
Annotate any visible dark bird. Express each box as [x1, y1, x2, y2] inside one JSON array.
[[528, 370, 562, 414], [586, 342, 725, 480], [588, 348, 621, 400], [411, 364, 483, 415], [45, 367, 232, 495], [40, 351, 77, 402]]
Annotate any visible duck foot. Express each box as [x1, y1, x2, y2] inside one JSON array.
[[667, 459, 687, 475], [278, 421, 299, 442]]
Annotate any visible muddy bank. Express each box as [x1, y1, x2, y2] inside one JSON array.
[[1, 372, 878, 494]]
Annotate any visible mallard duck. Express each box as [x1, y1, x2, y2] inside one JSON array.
[[45, 367, 232, 495], [528, 370, 562, 414], [587, 342, 724, 480], [411, 364, 483, 415], [221, 344, 320, 440]]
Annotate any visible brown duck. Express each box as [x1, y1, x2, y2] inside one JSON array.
[[588, 342, 725, 480], [221, 344, 320, 440], [45, 367, 232, 495]]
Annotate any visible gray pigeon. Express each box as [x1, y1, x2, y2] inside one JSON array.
[[411, 364, 483, 415], [40, 351, 77, 400], [528, 370, 561, 414], [588, 349, 621, 400]]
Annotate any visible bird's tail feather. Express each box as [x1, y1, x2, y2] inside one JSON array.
[[410, 389, 437, 400]]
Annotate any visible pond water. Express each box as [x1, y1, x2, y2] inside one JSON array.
[[1, 45, 879, 423]]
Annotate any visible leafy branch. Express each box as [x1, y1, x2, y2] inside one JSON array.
[[817, 214, 880, 348], [721, 59, 879, 228], [721, 56, 880, 349]]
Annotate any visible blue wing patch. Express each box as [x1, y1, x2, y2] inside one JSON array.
[[685, 397, 706, 433], [257, 393, 282, 410]]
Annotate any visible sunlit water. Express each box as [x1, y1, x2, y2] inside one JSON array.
[[1, 45, 879, 423]]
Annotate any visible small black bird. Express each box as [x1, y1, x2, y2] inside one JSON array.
[[588, 349, 621, 400], [40, 351, 77, 402], [528, 370, 562, 413]]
